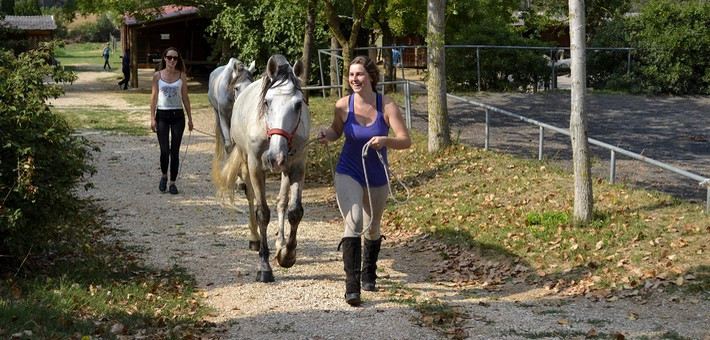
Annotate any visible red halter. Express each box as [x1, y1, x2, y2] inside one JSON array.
[[266, 110, 301, 150]]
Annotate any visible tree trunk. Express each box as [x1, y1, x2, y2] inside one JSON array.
[[569, 0, 593, 226], [380, 23, 395, 92], [301, 0, 317, 102], [427, 0, 450, 152], [329, 37, 340, 97], [323, 0, 374, 94]]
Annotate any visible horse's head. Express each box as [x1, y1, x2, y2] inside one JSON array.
[[228, 58, 256, 101], [260, 54, 306, 172]]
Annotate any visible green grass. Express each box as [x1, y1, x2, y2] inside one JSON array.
[[54, 108, 148, 135], [0, 206, 213, 338], [55, 42, 121, 68]]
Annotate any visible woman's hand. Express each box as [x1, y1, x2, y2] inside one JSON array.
[[368, 136, 387, 150], [317, 128, 330, 144], [151, 119, 157, 133], [188, 119, 194, 131]]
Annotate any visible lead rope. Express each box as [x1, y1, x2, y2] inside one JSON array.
[[327, 140, 410, 240], [178, 129, 192, 175]]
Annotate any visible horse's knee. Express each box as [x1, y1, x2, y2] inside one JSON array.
[[287, 204, 303, 225], [256, 205, 270, 226]]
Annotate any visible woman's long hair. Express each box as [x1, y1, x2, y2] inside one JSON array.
[[158, 47, 186, 72]]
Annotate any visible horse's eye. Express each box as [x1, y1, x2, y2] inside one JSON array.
[[294, 102, 301, 112]]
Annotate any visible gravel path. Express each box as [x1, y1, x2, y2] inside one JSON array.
[[66, 65, 708, 339]]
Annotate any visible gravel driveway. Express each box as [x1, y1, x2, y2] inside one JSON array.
[[64, 66, 708, 339]]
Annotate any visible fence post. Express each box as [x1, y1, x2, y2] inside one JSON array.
[[404, 81, 412, 129], [399, 47, 405, 81], [550, 49, 555, 90], [476, 47, 481, 92], [318, 51, 326, 97], [484, 109, 490, 151], [627, 49, 632, 75], [538, 126, 544, 161], [610, 150, 616, 184], [336, 59, 342, 97]]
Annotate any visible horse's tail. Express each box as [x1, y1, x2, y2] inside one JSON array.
[[213, 138, 242, 200]]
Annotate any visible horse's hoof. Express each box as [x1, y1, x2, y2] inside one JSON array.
[[276, 248, 296, 268], [237, 182, 247, 192], [255, 270, 274, 283], [248, 240, 260, 251]]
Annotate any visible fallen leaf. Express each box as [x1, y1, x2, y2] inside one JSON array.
[[595, 241, 604, 250], [557, 319, 569, 325], [628, 312, 639, 320]]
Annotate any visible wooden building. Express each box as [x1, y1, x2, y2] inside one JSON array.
[[120, 6, 214, 87], [0, 15, 56, 51]]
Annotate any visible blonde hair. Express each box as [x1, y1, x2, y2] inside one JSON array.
[[349, 55, 380, 92]]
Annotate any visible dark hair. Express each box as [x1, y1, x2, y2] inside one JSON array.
[[158, 47, 186, 72], [349, 55, 380, 91]]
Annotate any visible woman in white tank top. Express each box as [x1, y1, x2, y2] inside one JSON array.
[[150, 47, 193, 195]]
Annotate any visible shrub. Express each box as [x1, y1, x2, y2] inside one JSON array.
[[629, 0, 710, 94], [446, 19, 551, 92], [0, 41, 96, 263], [590, 0, 710, 94]]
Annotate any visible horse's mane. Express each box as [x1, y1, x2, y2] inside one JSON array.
[[227, 59, 253, 91], [258, 62, 302, 118]]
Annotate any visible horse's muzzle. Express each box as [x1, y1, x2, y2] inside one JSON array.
[[267, 152, 286, 172]]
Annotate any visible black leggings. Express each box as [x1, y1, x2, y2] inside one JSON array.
[[156, 109, 185, 181]]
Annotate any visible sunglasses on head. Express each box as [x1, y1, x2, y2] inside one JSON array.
[[165, 55, 179, 61]]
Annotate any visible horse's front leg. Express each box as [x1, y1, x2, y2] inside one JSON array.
[[274, 172, 290, 253], [248, 158, 274, 283], [275, 166, 305, 268], [241, 163, 260, 251]]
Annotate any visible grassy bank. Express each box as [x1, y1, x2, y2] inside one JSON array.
[[305, 94, 709, 296], [0, 205, 213, 338]]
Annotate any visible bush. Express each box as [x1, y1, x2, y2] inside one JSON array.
[[587, 15, 635, 90], [630, 0, 710, 94], [0, 41, 96, 263], [446, 18, 551, 92], [590, 0, 710, 94]]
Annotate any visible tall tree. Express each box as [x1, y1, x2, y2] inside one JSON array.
[[426, 0, 450, 152], [323, 0, 374, 93], [569, 0, 593, 225], [300, 0, 317, 101]]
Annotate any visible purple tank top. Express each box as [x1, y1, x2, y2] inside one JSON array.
[[336, 93, 389, 186]]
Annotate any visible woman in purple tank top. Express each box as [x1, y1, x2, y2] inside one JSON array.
[[318, 56, 411, 306]]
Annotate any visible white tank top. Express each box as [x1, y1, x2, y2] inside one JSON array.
[[157, 72, 183, 110]]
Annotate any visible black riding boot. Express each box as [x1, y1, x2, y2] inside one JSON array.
[[340, 237, 362, 305], [362, 236, 383, 291]]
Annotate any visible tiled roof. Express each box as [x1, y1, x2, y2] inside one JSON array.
[[0, 15, 57, 30], [124, 6, 198, 26]]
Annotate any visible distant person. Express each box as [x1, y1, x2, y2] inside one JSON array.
[[392, 48, 401, 67], [102, 43, 111, 70], [150, 47, 193, 195], [118, 49, 130, 90]]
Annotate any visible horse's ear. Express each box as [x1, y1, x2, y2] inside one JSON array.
[[293, 60, 305, 80], [248, 60, 256, 75], [266, 56, 278, 80]]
